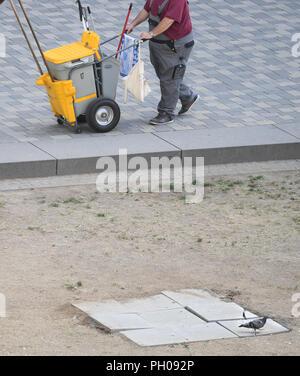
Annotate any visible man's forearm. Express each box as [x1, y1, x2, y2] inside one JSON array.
[[151, 17, 175, 37], [131, 9, 149, 27]]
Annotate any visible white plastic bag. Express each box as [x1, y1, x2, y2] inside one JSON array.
[[122, 44, 151, 103]]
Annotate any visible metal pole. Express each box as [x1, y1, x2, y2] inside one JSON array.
[[7, 0, 43, 75], [17, 0, 54, 82], [100, 34, 120, 46], [87, 6, 96, 32]]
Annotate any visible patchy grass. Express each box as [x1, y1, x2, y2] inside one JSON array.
[[27, 226, 41, 231], [65, 283, 76, 291], [249, 175, 264, 181], [63, 197, 82, 204], [49, 202, 59, 208], [292, 217, 300, 225]]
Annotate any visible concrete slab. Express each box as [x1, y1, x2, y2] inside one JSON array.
[[72, 300, 125, 315], [0, 142, 56, 179], [162, 290, 257, 322], [121, 322, 237, 347], [177, 323, 237, 343], [73, 292, 289, 346], [275, 124, 300, 139], [121, 294, 182, 313], [73, 295, 181, 316], [138, 308, 206, 328], [32, 134, 180, 176], [121, 328, 186, 347], [88, 312, 153, 333], [155, 126, 300, 165], [218, 318, 290, 337], [162, 289, 220, 306], [185, 300, 257, 322]]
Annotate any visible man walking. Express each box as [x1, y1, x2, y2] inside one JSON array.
[[126, 0, 198, 125]]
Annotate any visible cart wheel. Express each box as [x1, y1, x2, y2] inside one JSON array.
[[86, 98, 120, 133], [57, 118, 64, 125]]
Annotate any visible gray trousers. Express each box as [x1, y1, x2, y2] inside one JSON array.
[[149, 39, 195, 116]]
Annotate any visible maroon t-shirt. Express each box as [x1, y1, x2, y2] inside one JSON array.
[[144, 0, 192, 40]]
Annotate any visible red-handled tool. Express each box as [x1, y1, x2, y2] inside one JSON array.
[[115, 3, 133, 59]]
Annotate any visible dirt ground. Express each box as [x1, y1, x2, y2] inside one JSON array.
[[0, 170, 299, 356]]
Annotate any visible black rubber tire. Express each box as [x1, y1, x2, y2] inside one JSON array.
[[57, 118, 64, 125], [86, 98, 120, 133]]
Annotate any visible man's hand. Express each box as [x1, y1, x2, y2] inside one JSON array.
[[140, 32, 153, 40], [125, 9, 149, 34], [126, 23, 135, 34]]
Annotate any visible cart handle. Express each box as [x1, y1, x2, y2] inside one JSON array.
[[76, 0, 83, 22], [99, 34, 121, 46], [100, 39, 148, 63]]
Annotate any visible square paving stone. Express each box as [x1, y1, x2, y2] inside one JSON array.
[[275, 124, 300, 139], [73, 300, 125, 315], [155, 126, 300, 164], [162, 289, 220, 306], [177, 323, 238, 343], [0, 142, 56, 179], [138, 308, 206, 328], [162, 290, 257, 322], [218, 318, 290, 337], [121, 294, 182, 313], [32, 133, 180, 175], [121, 322, 237, 347], [88, 312, 153, 333], [186, 301, 257, 322], [121, 328, 186, 347], [73, 295, 181, 317]]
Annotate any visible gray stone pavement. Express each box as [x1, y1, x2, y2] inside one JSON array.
[[1, 0, 300, 140], [0, 0, 300, 179]]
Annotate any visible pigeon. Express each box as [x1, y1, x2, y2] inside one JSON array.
[[239, 317, 268, 336]]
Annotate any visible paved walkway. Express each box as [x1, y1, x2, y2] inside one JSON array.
[[0, 0, 300, 179]]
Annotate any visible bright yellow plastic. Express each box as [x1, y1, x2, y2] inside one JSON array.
[[36, 73, 76, 125], [44, 31, 101, 64], [37, 31, 101, 125], [81, 31, 101, 59]]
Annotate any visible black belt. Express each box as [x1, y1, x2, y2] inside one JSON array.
[[151, 38, 176, 52]]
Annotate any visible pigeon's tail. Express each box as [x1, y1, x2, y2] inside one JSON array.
[[239, 324, 248, 328]]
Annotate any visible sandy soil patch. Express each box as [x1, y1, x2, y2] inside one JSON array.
[[0, 171, 299, 355]]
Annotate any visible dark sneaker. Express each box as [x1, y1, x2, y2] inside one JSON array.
[[149, 112, 174, 125], [178, 94, 199, 115]]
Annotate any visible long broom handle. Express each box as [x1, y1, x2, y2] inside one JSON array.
[[17, 0, 54, 82], [115, 3, 133, 59], [8, 0, 43, 75]]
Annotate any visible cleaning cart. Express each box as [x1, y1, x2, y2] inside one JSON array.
[[6, 0, 138, 133], [37, 29, 122, 133]]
